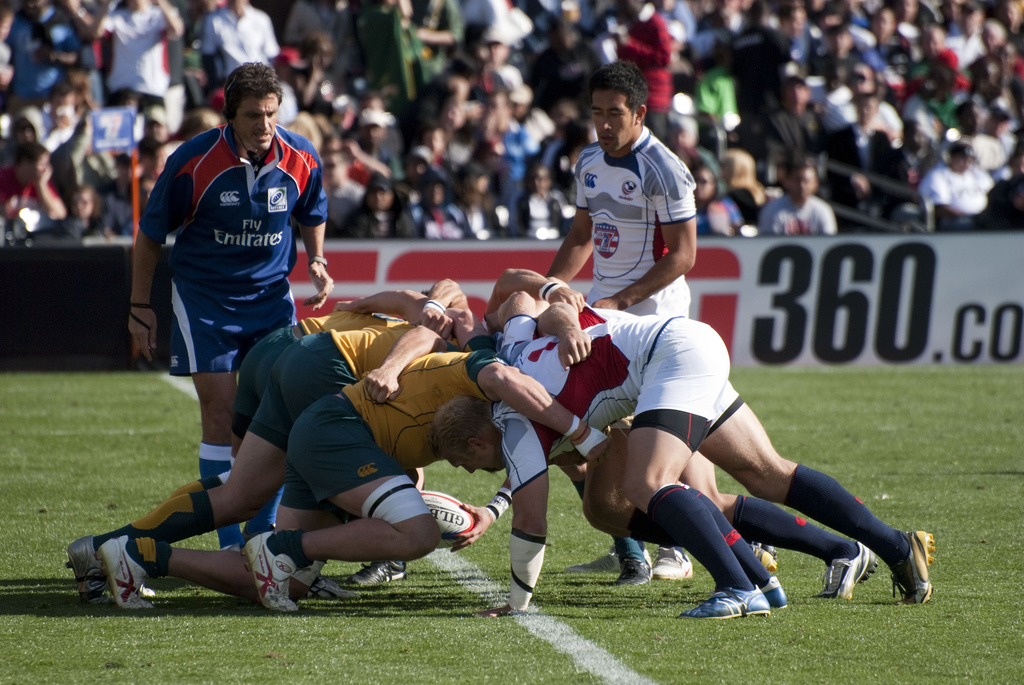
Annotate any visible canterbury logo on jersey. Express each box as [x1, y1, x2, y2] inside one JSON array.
[[584, 172, 597, 188], [220, 191, 240, 206], [358, 463, 378, 477]]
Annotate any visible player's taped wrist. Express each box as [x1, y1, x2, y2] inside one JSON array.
[[423, 299, 446, 315], [572, 426, 605, 457], [563, 415, 581, 438], [509, 528, 545, 611], [485, 486, 512, 520], [539, 280, 565, 302]]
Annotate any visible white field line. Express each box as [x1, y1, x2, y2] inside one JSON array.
[[161, 375, 654, 685], [160, 374, 198, 400], [428, 550, 658, 685]]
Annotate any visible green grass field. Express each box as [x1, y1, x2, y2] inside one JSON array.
[[2, 366, 1022, 684]]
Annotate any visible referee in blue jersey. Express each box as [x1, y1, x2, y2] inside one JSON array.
[[127, 62, 334, 550]]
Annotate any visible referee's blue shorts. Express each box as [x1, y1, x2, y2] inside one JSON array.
[[168, 278, 295, 376]]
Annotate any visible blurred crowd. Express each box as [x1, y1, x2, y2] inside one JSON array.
[[1, 0, 1022, 246]]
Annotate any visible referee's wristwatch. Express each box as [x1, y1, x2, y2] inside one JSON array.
[[308, 255, 328, 268]]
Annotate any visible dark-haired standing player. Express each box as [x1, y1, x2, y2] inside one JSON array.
[[118, 61, 332, 560], [503, 59, 700, 585]]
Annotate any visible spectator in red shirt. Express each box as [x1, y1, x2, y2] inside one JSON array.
[[0, 141, 67, 229], [614, 0, 674, 143]]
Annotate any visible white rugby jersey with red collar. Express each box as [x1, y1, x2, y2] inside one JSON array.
[[140, 124, 328, 294], [573, 127, 696, 298]]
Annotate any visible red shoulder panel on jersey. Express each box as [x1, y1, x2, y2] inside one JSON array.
[[277, 136, 316, 194], [178, 126, 244, 226]]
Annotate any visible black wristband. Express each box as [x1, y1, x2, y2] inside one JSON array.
[[129, 311, 151, 330], [130, 302, 152, 309]]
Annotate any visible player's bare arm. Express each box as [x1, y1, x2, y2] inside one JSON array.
[[363, 326, 448, 402], [299, 222, 333, 309], [333, 289, 429, 319], [592, 217, 697, 310], [425, 278, 470, 311], [335, 281, 467, 337], [128, 231, 163, 360], [336, 288, 453, 338], [537, 302, 592, 367], [489, 288, 591, 367], [478, 363, 607, 461], [478, 364, 582, 438], [413, 279, 468, 336], [488, 268, 586, 316], [547, 207, 594, 284]]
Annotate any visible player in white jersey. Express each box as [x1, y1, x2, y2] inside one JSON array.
[[434, 299, 779, 618], [432, 298, 936, 617], [566, 122, 695, 315], [489, 60, 700, 584], [545, 59, 696, 318]]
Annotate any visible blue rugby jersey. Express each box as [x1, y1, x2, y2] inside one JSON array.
[[141, 125, 329, 294]]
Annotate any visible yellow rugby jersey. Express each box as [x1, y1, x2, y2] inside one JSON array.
[[299, 311, 415, 376], [342, 350, 500, 468], [299, 310, 406, 335]]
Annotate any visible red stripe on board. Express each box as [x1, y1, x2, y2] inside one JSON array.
[[689, 247, 740, 279], [386, 250, 593, 281], [698, 294, 738, 356], [288, 251, 378, 284]]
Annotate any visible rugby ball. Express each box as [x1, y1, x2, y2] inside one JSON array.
[[421, 491, 476, 548]]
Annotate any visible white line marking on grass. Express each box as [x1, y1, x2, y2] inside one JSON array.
[[161, 375, 652, 683], [160, 374, 198, 400], [428, 550, 658, 685]]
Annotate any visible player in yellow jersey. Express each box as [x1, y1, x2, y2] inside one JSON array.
[[87, 326, 598, 610], [66, 284, 467, 607]]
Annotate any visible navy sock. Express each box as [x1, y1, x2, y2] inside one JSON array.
[[785, 465, 909, 567], [648, 485, 753, 591], [694, 494, 770, 587], [733, 495, 859, 563], [627, 510, 675, 546], [267, 529, 312, 569]]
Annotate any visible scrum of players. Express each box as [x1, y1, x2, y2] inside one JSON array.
[[66, 273, 934, 620]]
